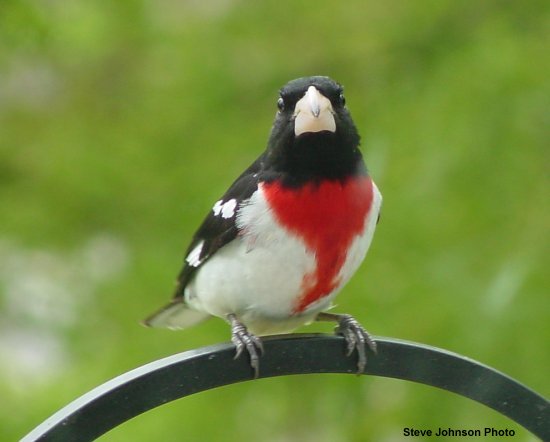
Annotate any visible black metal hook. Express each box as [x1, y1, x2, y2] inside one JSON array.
[[21, 334, 550, 441]]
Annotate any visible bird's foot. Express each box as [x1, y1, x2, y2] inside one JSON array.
[[316, 312, 376, 374], [227, 314, 264, 378]]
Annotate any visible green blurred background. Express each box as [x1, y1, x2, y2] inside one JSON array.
[[1, 1, 548, 441]]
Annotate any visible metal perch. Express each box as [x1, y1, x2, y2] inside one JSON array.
[[22, 334, 550, 441]]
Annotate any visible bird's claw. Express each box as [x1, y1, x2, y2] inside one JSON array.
[[228, 314, 264, 378], [335, 314, 377, 374]]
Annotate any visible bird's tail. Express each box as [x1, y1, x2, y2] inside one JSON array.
[[142, 298, 210, 330]]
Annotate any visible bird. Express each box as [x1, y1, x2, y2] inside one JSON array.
[[143, 76, 382, 378]]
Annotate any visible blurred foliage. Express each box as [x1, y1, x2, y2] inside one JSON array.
[[0, 0, 548, 441]]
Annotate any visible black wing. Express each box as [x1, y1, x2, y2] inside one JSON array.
[[172, 154, 266, 298]]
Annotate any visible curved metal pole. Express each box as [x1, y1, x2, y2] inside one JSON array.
[[22, 335, 549, 441]]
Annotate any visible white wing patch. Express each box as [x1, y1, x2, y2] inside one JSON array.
[[212, 198, 238, 219], [221, 199, 237, 219], [185, 240, 205, 267]]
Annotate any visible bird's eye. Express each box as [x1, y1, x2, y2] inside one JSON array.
[[339, 93, 346, 106], [277, 97, 285, 111]]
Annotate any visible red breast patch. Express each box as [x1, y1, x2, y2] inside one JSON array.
[[261, 177, 374, 313]]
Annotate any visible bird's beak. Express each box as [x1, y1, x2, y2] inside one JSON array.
[[294, 86, 336, 136]]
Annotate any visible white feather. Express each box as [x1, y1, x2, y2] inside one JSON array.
[[185, 240, 204, 267]]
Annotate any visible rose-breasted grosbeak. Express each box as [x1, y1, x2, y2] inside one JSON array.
[[144, 76, 382, 377]]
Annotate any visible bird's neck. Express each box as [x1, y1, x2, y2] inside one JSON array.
[[265, 132, 367, 187]]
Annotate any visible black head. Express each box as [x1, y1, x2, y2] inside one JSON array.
[[265, 76, 364, 185]]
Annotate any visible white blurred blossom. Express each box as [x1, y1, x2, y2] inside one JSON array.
[[0, 234, 129, 386]]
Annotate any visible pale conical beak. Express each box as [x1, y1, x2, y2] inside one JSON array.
[[294, 86, 336, 136]]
